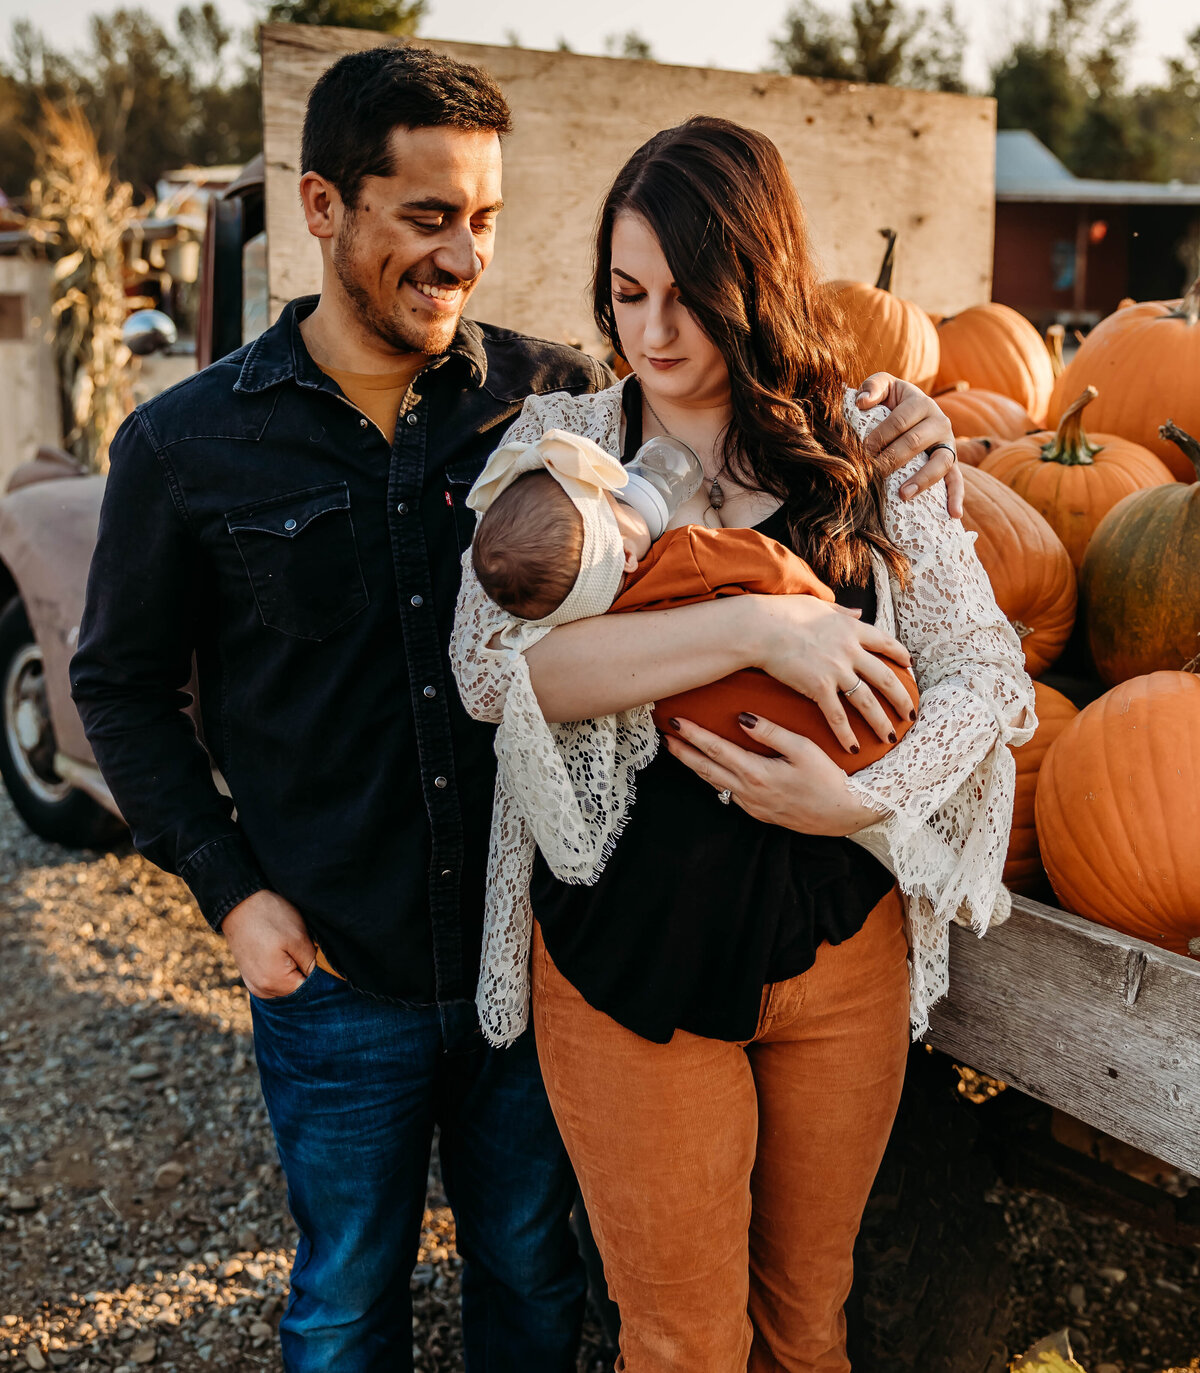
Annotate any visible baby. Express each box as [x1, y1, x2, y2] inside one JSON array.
[[468, 428, 917, 770]]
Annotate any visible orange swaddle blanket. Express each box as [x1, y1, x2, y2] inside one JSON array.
[[610, 524, 918, 770]]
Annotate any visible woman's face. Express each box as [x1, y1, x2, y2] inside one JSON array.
[[609, 213, 730, 411]]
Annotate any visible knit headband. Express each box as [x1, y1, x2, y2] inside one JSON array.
[[467, 428, 629, 625]]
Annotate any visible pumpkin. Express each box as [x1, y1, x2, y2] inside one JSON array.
[[1079, 422, 1200, 685], [959, 465, 1077, 677], [978, 386, 1175, 571], [1045, 323, 1066, 380], [955, 435, 1003, 468], [1035, 670, 1200, 956], [1046, 272, 1200, 481], [934, 302, 1055, 425], [826, 229, 939, 391], [932, 383, 1036, 440], [1004, 682, 1079, 894]]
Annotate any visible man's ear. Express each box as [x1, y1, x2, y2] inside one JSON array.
[[623, 544, 640, 574], [300, 171, 342, 241]]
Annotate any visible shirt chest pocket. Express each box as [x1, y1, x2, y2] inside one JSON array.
[[444, 459, 483, 555], [225, 482, 369, 641]]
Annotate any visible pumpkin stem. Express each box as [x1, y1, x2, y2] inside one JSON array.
[[932, 382, 969, 398], [1159, 420, 1200, 483], [1045, 323, 1065, 379], [1171, 271, 1200, 327], [875, 228, 897, 292], [1041, 386, 1101, 466]]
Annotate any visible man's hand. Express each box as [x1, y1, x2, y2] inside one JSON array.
[[222, 890, 317, 1000], [855, 373, 964, 518]]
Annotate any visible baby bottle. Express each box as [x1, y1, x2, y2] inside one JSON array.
[[617, 437, 706, 539]]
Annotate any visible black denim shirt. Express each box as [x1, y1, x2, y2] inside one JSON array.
[[71, 296, 610, 1006]]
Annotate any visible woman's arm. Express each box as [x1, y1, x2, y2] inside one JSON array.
[[524, 591, 914, 750], [665, 456, 1036, 904]]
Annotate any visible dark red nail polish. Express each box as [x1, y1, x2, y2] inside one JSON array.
[[909, 709, 916, 721], [668, 718, 681, 730], [888, 731, 897, 744], [738, 712, 758, 729], [849, 743, 860, 755]]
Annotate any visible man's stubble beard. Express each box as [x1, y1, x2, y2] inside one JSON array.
[[332, 213, 466, 357]]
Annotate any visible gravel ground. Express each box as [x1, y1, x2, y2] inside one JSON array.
[[0, 784, 1196, 1372]]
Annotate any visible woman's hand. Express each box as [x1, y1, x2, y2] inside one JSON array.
[[855, 373, 963, 518], [664, 715, 886, 836], [746, 594, 915, 754]]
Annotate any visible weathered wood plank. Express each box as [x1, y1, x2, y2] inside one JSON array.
[[927, 894, 1200, 1175], [261, 24, 996, 344]]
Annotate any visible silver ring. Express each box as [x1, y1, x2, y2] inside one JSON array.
[[926, 441, 958, 465], [842, 677, 863, 698], [717, 788, 732, 805]]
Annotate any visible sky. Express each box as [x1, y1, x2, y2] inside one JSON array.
[[0, 0, 1197, 90]]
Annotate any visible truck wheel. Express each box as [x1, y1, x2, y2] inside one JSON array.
[[845, 1044, 1013, 1373], [0, 599, 123, 848]]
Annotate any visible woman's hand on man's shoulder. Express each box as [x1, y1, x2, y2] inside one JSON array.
[[853, 373, 963, 519]]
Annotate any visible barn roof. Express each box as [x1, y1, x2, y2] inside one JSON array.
[[996, 129, 1200, 206]]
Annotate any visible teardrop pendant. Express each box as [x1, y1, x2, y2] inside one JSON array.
[[709, 476, 725, 511]]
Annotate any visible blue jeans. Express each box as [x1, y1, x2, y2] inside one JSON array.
[[250, 967, 586, 1372]]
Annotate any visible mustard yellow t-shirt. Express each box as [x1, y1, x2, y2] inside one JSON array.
[[319, 359, 424, 441]]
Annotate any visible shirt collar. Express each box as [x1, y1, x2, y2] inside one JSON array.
[[234, 295, 488, 395]]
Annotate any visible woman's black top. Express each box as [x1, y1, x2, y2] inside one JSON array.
[[530, 382, 895, 1044]]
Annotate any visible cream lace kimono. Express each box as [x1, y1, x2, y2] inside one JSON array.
[[450, 381, 1037, 1047]]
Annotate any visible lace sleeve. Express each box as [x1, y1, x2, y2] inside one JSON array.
[[844, 455, 1037, 1032], [447, 382, 657, 1045]]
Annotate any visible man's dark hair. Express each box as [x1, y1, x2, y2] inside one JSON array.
[[301, 46, 513, 208]]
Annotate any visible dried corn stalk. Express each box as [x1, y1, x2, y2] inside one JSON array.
[[25, 100, 138, 473]]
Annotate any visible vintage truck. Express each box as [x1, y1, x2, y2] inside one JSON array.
[[0, 27, 1196, 1372]]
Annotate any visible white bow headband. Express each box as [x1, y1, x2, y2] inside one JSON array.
[[467, 429, 629, 625]]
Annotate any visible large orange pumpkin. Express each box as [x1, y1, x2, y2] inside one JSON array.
[[1079, 422, 1200, 686], [1004, 682, 1079, 894], [932, 383, 1036, 440], [959, 465, 1077, 677], [978, 386, 1175, 571], [1046, 273, 1200, 481], [826, 231, 939, 391], [1035, 671, 1200, 956], [934, 302, 1055, 426]]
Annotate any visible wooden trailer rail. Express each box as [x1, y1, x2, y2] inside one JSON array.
[[928, 894, 1200, 1176]]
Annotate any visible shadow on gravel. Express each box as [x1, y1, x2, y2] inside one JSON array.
[[0, 793, 609, 1371]]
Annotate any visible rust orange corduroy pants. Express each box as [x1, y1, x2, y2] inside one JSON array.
[[531, 888, 910, 1373]]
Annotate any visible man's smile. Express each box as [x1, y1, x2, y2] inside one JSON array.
[[407, 279, 467, 310]]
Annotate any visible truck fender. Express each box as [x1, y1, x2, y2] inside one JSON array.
[[0, 474, 106, 768]]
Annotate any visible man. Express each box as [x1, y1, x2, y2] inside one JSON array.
[[71, 44, 960, 1372]]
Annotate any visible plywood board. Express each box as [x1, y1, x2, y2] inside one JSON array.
[[262, 24, 995, 349], [928, 895, 1200, 1176]]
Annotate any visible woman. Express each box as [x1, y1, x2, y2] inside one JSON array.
[[452, 117, 1034, 1372]]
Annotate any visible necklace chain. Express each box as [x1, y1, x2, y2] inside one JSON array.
[[642, 393, 725, 512]]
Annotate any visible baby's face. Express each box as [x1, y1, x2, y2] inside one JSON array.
[[606, 492, 653, 573]]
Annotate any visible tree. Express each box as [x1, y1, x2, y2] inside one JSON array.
[[0, 5, 262, 204], [990, 0, 1158, 180], [770, 0, 966, 92], [605, 30, 654, 61], [263, 0, 424, 35]]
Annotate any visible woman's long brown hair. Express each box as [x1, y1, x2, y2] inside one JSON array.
[[593, 116, 909, 588]]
